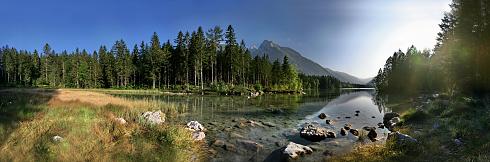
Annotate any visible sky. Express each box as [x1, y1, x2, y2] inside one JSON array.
[[0, 0, 451, 78]]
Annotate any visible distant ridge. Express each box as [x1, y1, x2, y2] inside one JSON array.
[[250, 40, 372, 85]]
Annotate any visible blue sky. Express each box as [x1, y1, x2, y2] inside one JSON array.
[[0, 0, 450, 78]]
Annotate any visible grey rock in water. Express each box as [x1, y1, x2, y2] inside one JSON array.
[[368, 129, 378, 142], [141, 110, 165, 124], [344, 124, 352, 130], [340, 128, 347, 136], [349, 129, 360, 136], [325, 119, 332, 125], [283, 142, 313, 159], [300, 123, 329, 142], [383, 112, 400, 123], [318, 113, 327, 119], [237, 139, 264, 152]]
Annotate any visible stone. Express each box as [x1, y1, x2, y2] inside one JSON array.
[[363, 126, 376, 131], [283, 142, 313, 159], [355, 114, 359, 116], [345, 116, 351, 119], [191, 131, 206, 141], [377, 123, 385, 129], [224, 143, 237, 152], [186, 121, 206, 131], [230, 132, 245, 139], [383, 112, 400, 123], [325, 119, 332, 125], [186, 121, 206, 141], [340, 128, 347, 136], [323, 150, 334, 156], [344, 124, 352, 130], [387, 132, 417, 143], [114, 117, 127, 125], [300, 123, 330, 142], [212, 140, 225, 147], [237, 139, 263, 152], [372, 116, 376, 118], [141, 110, 165, 124], [318, 113, 327, 119], [355, 110, 360, 113], [349, 129, 359, 136], [326, 131, 336, 138], [262, 121, 276, 127], [52, 135, 63, 142], [368, 129, 378, 142], [454, 138, 463, 146]]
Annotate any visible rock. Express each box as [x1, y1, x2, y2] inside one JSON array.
[[387, 117, 401, 129], [355, 110, 360, 113], [186, 121, 206, 141], [326, 131, 336, 138], [344, 124, 352, 130], [387, 132, 417, 143], [262, 121, 276, 127], [368, 129, 378, 141], [52, 135, 63, 142], [114, 117, 127, 125], [237, 139, 263, 152], [141, 110, 165, 124], [383, 112, 400, 123], [345, 116, 351, 119], [212, 140, 225, 147], [318, 113, 327, 119], [186, 121, 206, 131], [454, 138, 463, 146], [283, 142, 313, 159], [325, 119, 332, 125], [230, 132, 245, 139], [355, 114, 359, 116], [300, 123, 329, 142], [363, 126, 376, 131], [377, 123, 385, 129], [191, 131, 206, 141], [208, 122, 218, 126], [349, 129, 359, 136], [340, 128, 347, 136], [224, 143, 237, 152], [372, 116, 376, 118]]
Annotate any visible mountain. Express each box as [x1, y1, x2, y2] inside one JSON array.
[[250, 40, 372, 85]]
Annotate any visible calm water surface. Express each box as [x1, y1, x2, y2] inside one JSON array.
[[114, 90, 390, 162]]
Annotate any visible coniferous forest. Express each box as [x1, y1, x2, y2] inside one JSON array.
[[0, 25, 347, 93]]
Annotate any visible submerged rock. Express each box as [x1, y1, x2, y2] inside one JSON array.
[[349, 129, 360, 136], [344, 124, 352, 130], [363, 126, 376, 131], [262, 121, 276, 127], [340, 128, 347, 136], [300, 123, 329, 142], [326, 131, 336, 138], [318, 113, 327, 119], [377, 123, 385, 129], [237, 139, 263, 152], [283, 142, 313, 159], [141, 110, 165, 125], [325, 119, 332, 125]]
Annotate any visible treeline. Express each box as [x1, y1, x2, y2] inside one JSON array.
[[0, 25, 308, 92], [300, 74, 353, 90], [374, 0, 490, 95]]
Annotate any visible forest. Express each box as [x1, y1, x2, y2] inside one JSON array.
[[0, 25, 347, 93], [374, 0, 490, 96]]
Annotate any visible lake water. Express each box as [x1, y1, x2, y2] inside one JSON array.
[[114, 89, 390, 162]]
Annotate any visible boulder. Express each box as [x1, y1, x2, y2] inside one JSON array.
[[186, 121, 206, 131], [340, 128, 347, 136], [318, 113, 327, 119], [355, 114, 359, 116], [387, 132, 417, 143], [383, 112, 400, 123], [368, 129, 377, 141], [283, 142, 313, 159], [326, 131, 336, 138], [325, 119, 332, 125], [262, 121, 276, 127], [344, 124, 352, 130], [362, 126, 376, 131], [355, 110, 360, 113], [212, 140, 225, 147], [349, 129, 359, 136], [377, 123, 385, 129], [141, 110, 165, 124], [300, 123, 329, 142], [186, 121, 206, 141], [114, 117, 127, 125]]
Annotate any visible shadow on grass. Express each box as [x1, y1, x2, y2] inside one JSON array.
[[0, 89, 58, 145]]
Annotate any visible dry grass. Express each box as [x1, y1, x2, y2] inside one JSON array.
[[0, 88, 204, 162]]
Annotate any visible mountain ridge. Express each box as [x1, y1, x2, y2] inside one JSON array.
[[250, 40, 372, 85]]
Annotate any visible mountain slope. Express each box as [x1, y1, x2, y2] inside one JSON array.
[[250, 40, 371, 85]]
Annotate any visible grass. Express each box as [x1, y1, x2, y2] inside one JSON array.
[[329, 94, 490, 162], [0, 88, 204, 162]]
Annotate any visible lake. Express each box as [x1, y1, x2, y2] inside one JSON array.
[[114, 89, 391, 162]]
